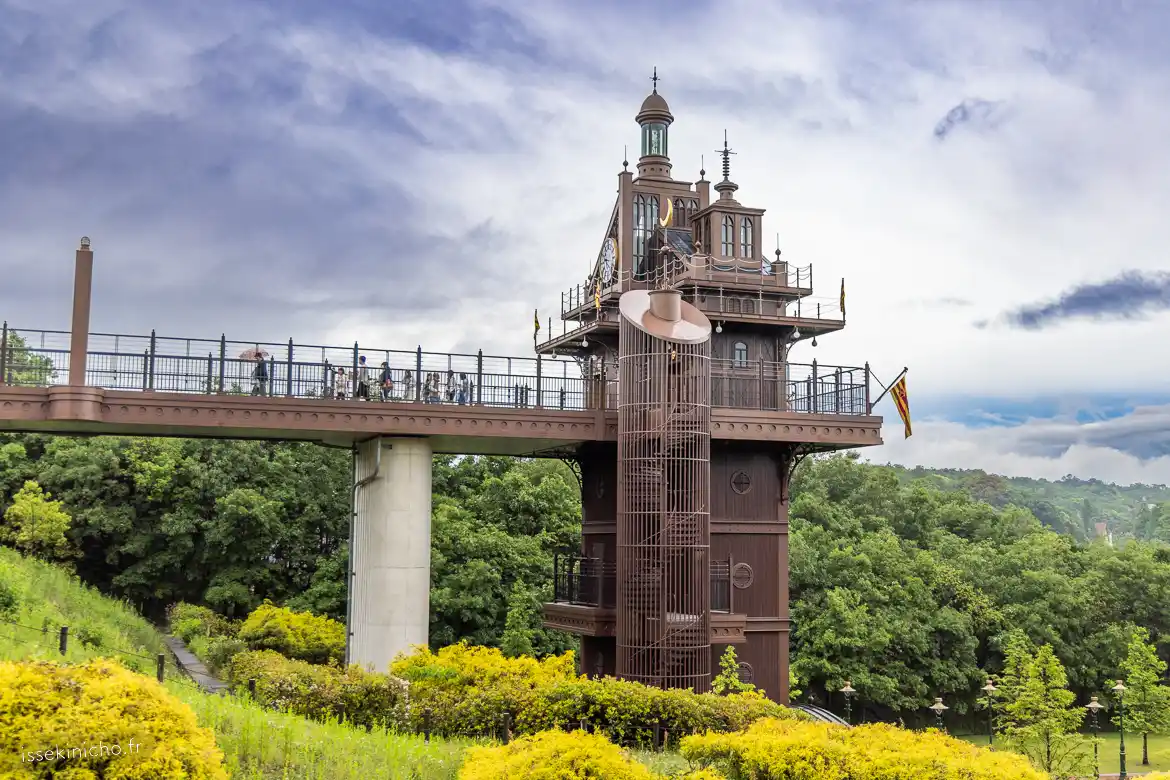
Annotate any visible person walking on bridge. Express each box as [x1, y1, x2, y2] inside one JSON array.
[[379, 361, 393, 401], [251, 354, 269, 396]]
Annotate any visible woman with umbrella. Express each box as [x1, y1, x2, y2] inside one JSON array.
[[240, 348, 271, 396]]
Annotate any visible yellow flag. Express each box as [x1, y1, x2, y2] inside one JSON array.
[[594, 282, 601, 312], [890, 375, 911, 439], [840, 278, 846, 317], [534, 309, 540, 341]]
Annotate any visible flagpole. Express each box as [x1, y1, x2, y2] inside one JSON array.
[[869, 366, 908, 408]]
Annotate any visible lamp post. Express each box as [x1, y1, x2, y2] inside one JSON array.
[[840, 681, 856, 726], [1113, 680, 1128, 780], [929, 697, 948, 732], [1086, 695, 1105, 780], [981, 679, 997, 746]]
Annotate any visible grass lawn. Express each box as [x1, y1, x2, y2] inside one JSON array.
[[959, 731, 1170, 775]]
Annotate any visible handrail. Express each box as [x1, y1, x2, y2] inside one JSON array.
[[0, 327, 873, 416]]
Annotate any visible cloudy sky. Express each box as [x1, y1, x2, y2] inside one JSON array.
[[2, 0, 1169, 484]]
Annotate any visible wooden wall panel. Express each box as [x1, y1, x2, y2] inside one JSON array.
[[710, 533, 780, 617], [712, 630, 785, 702], [711, 446, 780, 523]]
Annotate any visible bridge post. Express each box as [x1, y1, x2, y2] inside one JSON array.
[[68, 238, 94, 386], [286, 339, 294, 397], [348, 437, 433, 673], [0, 321, 7, 386], [218, 335, 226, 393], [536, 355, 543, 408], [415, 347, 422, 402], [148, 330, 157, 391], [476, 350, 483, 405]]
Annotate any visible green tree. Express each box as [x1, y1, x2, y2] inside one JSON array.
[[1113, 627, 1170, 765], [1001, 643, 1089, 777], [0, 331, 57, 386], [500, 580, 537, 658], [712, 645, 755, 695], [1, 480, 72, 561]]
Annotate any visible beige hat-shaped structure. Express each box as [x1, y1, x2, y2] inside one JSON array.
[[618, 288, 712, 343]]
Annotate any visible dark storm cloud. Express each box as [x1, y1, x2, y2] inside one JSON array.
[[0, 1, 529, 346], [988, 271, 1170, 331]]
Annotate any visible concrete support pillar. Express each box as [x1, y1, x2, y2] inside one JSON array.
[[347, 436, 432, 672]]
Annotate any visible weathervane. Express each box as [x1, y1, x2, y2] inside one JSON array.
[[651, 67, 659, 93]]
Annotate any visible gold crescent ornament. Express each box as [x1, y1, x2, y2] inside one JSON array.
[[659, 196, 673, 228]]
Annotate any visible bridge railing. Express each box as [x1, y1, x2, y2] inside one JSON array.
[[0, 326, 871, 416]]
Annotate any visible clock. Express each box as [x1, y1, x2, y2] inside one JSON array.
[[600, 238, 617, 284]]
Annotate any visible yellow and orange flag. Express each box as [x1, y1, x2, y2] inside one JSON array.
[[594, 281, 601, 312], [890, 374, 911, 438], [840, 278, 846, 317]]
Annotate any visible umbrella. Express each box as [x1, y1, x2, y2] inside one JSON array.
[[239, 348, 270, 361]]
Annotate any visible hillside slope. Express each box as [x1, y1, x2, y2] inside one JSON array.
[[890, 465, 1170, 541]]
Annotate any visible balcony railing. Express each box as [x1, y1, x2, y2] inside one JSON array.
[[553, 556, 617, 608], [552, 556, 736, 614], [0, 326, 873, 416], [562, 254, 815, 319]]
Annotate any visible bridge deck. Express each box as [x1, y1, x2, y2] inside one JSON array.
[[0, 327, 883, 454]]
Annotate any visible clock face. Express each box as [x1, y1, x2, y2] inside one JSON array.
[[600, 238, 617, 283]]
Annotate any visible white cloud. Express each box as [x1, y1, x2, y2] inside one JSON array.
[[2, 0, 1169, 482]]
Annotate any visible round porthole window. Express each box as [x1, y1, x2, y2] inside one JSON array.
[[737, 662, 754, 684], [732, 563, 754, 589], [731, 471, 752, 494]]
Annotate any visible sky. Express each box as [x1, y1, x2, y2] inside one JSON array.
[[1, 0, 1169, 485]]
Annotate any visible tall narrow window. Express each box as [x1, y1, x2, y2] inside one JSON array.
[[733, 341, 749, 368], [641, 123, 667, 156], [674, 198, 687, 229], [632, 194, 658, 277], [721, 215, 735, 256], [740, 217, 753, 258]]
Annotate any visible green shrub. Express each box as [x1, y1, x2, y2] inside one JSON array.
[[237, 601, 345, 665], [226, 649, 408, 731], [166, 602, 240, 644], [458, 729, 656, 780], [681, 717, 1047, 779], [519, 678, 806, 748], [390, 642, 577, 737], [0, 658, 227, 779], [202, 636, 247, 674], [0, 559, 21, 617]]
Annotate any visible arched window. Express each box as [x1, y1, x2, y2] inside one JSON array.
[[740, 217, 753, 258], [733, 341, 749, 368], [674, 198, 687, 229], [721, 216, 735, 256], [632, 194, 658, 276]]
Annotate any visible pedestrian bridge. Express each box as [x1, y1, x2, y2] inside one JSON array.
[[0, 326, 883, 454]]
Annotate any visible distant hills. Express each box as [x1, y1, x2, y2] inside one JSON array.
[[889, 465, 1170, 543]]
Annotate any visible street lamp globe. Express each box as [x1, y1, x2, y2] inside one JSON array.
[[928, 697, 949, 730], [839, 681, 857, 726]]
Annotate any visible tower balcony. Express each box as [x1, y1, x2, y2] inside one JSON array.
[[543, 556, 746, 643], [559, 256, 815, 322]]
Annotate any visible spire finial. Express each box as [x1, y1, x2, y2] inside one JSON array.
[[623, 145, 629, 171], [700, 154, 706, 178], [775, 233, 782, 258], [651, 67, 659, 93], [716, 130, 736, 181]]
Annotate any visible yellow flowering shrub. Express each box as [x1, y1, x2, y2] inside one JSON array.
[[0, 658, 227, 780], [680, 717, 1047, 779], [236, 601, 345, 665], [390, 642, 576, 736], [226, 649, 408, 730], [457, 729, 656, 780]]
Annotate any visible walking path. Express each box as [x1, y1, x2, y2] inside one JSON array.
[[163, 635, 229, 694]]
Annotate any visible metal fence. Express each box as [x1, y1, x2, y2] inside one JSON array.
[[0, 326, 871, 416]]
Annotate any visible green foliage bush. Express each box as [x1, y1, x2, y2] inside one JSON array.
[[167, 601, 240, 643], [680, 717, 1047, 779], [458, 729, 657, 780], [520, 678, 805, 748], [0, 658, 228, 779], [226, 649, 408, 730], [236, 601, 346, 665], [0, 558, 21, 617]]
